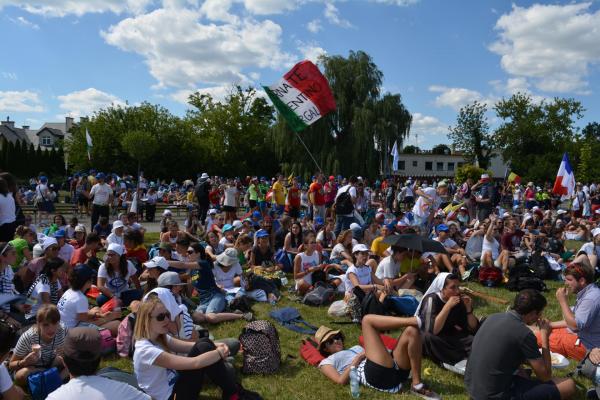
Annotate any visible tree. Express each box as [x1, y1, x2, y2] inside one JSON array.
[[455, 164, 491, 184], [402, 145, 420, 154], [271, 51, 412, 178], [448, 101, 493, 169], [577, 141, 592, 183], [431, 144, 451, 155], [493, 93, 584, 182], [582, 122, 600, 141]]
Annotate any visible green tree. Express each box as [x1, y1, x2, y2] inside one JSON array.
[[271, 51, 412, 177], [448, 101, 493, 169], [431, 144, 451, 155], [402, 145, 420, 154], [455, 164, 491, 184], [582, 122, 600, 141], [493, 93, 584, 182], [577, 141, 592, 183]]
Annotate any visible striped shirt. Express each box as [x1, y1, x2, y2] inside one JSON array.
[[14, 325, 67, 367], [0, 266, 15, 312], [178, 305, 194, 340]]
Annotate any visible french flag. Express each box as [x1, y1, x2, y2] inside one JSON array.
[[552, 153, 575, 198]]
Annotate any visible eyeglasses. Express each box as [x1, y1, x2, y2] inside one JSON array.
[[187, 249, 194, 254], [152, 311, 171, 322], [325, 334, 343, 345]]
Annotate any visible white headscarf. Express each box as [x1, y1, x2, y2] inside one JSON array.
[[414, 272, 450, 316], [144, 287, 182, 322]]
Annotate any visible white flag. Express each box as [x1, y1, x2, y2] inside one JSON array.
[[390, 141, 400, 171], [85, 128, 93, 161]]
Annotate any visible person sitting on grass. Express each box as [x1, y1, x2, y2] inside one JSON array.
[[96, 243, 142, 308], [535, 263, 600, 361], [465, 289, 575, 400], [316, 315, 440, 399], [70, 232, 101, 268], [416, 272, 479, 366], [249, 229, 281, 272], [294, 232, 325, 296], [341, 244, 384, 302], [425, 224, 468, 277], [0, 320, 25, 400], [375, 246, 423, 292], [47, 327, 150, 400], [24, 257, 65, 321]]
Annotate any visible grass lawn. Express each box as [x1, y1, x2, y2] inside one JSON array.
[[99, 233, 595, 399]]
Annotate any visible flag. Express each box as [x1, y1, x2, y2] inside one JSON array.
[[287, 172, 294, 185], [391, 141, 400, 171], [552, 153, 575, 198], [85, 128, 93, 161], [507, 172, 521, 184], [264, 60, 336, 132], [443, 202, 464, 220]]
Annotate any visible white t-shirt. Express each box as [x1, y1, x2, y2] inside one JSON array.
[[223, 186, 238, 207], [0, 364, 12, 394], [0, 193, 15, 225], [57, 289, 89, 329], [27, 279, 62, 319], [375, 255, 400, 280], [214, 262, 243, 289], [578, 242, 600, 258], [47, 375, 150, 400], [58, 243, 75, 264], [296, 251, 320, 285], [134, 337, 178, 400], [335, 185, 357, 216], [107, 233, 124, 246], [316, 231, 336, 247], [412, 187, 441, 219], [330, 243, 348, 261], [481, 236, 500, 260], [90, 183, 113, 206], [343, 264, 372, 294], [98, 260, 137, 297]]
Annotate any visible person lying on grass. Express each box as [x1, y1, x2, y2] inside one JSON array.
[[316, 315, 441, 399]]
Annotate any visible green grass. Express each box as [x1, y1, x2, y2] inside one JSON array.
[[98, 233, 594, 399]]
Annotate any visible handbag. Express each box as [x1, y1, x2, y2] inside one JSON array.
[[27, 367, 62, 400]]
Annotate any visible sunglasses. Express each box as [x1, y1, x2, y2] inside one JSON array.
[[187, 249, 195, 254], [325, 334, 343, 345], [152, 311, 171, 322]]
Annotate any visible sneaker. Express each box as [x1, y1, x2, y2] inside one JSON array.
[[411, 383, 441, 400], [461, 269, 471, 281], [242, 312, 254, 321]]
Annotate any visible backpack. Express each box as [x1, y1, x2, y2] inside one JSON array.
[[239, 320, 281, 374], [302, 282, 335, 306], [269, 307, 318, 334], [28, 367, 62, 400], [506, 264, 547, 292], [97, 367, 140, 389], [529, 250, 550, 280], [116, 314, 136, 358], [334, 187, 354, 215], [299, 337, 325, 366], [99, 328, 116, 356], [478, 266, 502, 287]]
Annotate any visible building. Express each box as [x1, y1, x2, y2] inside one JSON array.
[[0, 116, 74, 149], [393, 151, 508, 179], [0, 117, 30, 144]]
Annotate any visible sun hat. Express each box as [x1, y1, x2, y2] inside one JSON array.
[[144, 256, 169, 270], [158, 242, 173, 252], [216, 248, 239, 266], [111, 220, 124, 232], [74, 224, 86, 233], [157, 271, 187, 287], [63, 327, 101, 361], [107, 243, 125, 256], [200, 173, 209, 179], [437, 180, 448, 188], [352, 244, 369, 254], [255, 229, 269, 238], [315, 326, 344, 351], [556, 209, 567, 215], [40, 237, 58, 252]]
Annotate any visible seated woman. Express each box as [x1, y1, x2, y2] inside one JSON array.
[[69, 225, 87, 249], [329, 230, 355, 266], [218, 225, 235, 249], [284, 221, 303, 262], [249, 230, 282, 272], [16, 237, 60, 294], [107, 220, 125, 247], [0, 321, 24, 400], [317, 315, 440, 398], [341, 244, 383, 302], [133, 296, 254, 400], [416, 273, 479, 366], [294, 232, 326, 296], [214, 248, 267, 303], [97, 243, 142, 308], [234, 234, 253, 268], [0, 242, 30, 324], [160, 221, 193, 246], [10, 225, 36, 268], [57, 264, 121, 335], [25, 257, 65, 321], [10, 305, 69, 386], [316, 218, 336, 255], [205, 231, 225, 262]]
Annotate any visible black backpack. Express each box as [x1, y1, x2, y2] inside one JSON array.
[[335, 187, 354, 215], [506, 264, 547, 292]]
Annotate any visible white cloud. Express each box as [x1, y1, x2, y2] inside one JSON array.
[[102, 7, 294, 89], [324, 2, 352, 28], [0, 90, 44, 112], [1, 72, 17, 80], [490, 3, 600, 94], [411, 113, 447, 135], [199, 0, 238, 23], [0, 0, 153, 16], [242, 0, 297, 15], [57, 88, 125, 118], [369, 0, 420, 6], [300, 44, 326, 63], [429, 85, 484, 110], [9, 16, 39, 29], [307, 19, 322, 33]]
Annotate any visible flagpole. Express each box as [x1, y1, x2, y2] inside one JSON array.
[[294, 132, 322, 172]]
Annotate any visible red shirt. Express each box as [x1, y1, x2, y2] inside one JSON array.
[[324, 182, 337, 203], [209, 190, 220, 206], [126, 245, 148, 264], [70, 247, 96, 267], [308, 182, 325, 205], [286, 187, 301, 208]]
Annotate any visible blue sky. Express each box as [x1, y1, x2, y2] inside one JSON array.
[[1, 0, 599, 149]]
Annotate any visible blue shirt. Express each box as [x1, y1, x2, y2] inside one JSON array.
[[573, 283, 600, 350]]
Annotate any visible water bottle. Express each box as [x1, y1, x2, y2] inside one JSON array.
[[349, 366, 360, 398], [595, 364, 600, 386]]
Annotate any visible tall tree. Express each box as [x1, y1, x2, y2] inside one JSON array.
[[431, 144, 451, 155], [448, 101, 493, 169]]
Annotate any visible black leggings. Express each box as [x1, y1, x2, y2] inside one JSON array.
[[171, 338, 238, 400]]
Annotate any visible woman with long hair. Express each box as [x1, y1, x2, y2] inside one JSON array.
[[330, 229, 355, 265], [25, 257, 65, 321], [284, 221, 303, 258], [97, 243, 142, 308], [293, 232, 322, 296]]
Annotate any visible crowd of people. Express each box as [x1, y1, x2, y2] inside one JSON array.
[[0, 169, 599, 399]]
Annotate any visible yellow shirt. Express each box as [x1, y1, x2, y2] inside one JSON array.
[[272, 181, 285, 205], [370, 236, 390, 258]]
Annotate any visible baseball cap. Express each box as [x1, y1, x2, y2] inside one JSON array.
[[53, 229, 66, 239], [232, 220, 243, 229], [437, 180, 448, 188], [314, 216, 324, 225], [556, 209, 567, 215], [252, 211, 262, 219], [95, 172, 106, 180], [208, 209, 217, 215], [436, 224, 449, 232], [63, 327, 101, 361], [107, 243, 125, 256], [74, 224, 86, 233], [255, 229, 269, 238], [349, 223, 361, 231], [144, 256, 169, 270], [222, 224, 233, 232], [112, 220, 124, 232], [162, 209, 172, 216], [158, 271, 186, 287], [352, 244, 369, 253], [73, 264, 95, 281]]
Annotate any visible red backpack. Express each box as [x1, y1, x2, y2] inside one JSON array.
[[478, 266, 502, 286], [358, 334, 398, 350], [299, 338, 325, 366]]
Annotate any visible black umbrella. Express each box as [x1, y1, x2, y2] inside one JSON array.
[[382, 234, 448, 254]]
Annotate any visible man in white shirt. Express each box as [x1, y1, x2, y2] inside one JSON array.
[[412, 180, 447, 230], [89, 173, 113, 230], [47, 327, 150, 400]]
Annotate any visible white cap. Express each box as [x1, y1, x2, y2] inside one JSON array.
[[200, 173, 209, 179], [232, 220, 243, 229], [377, 208, 384, 213], [556, 209, 567, 215], [352, 244, 369, 253], [112, 220, 124, 232], [209, 209, 217, 215], [592, 228, 600, 238], [349, 223, 361, 231], [107, 243, 125, 256], [144, 256, 169, 270], [162, 209, 172, 216]]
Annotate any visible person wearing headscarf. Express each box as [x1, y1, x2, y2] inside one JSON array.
[[416, 272, 479, 366]]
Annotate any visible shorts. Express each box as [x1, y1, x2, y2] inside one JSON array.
[[534, 327, 587, 361], [510, 375, 560, 400], [286, 207, 300, 219], [356, 358, 408, 393], [249, 199, 257, 208], [78, 196, 89, 206], [222, 205, 236, 213]]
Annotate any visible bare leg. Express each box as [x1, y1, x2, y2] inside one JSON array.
[[392, 326, 423, 386], [360, 314, 419, 368], [553, 377, 576, 400]]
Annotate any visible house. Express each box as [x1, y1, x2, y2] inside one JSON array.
[[393, 151, 508, 179], [27, 117, 74, 148], [0, 117, 30, 144]]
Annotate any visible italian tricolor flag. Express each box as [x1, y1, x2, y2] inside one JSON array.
[[264, 60, 336, 132]]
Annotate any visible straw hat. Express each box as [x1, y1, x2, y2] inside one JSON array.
[[315, 326, 344, 351]]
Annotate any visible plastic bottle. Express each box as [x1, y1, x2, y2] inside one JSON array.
[[349, 366, 360, 398], [595, 365, 600, 386]]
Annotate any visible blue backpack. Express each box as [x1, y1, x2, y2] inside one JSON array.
[[28, 367, 62, 400], [269, 307, 317, 335]]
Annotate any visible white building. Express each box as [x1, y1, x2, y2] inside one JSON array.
[[393, 151, 508, 179]]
